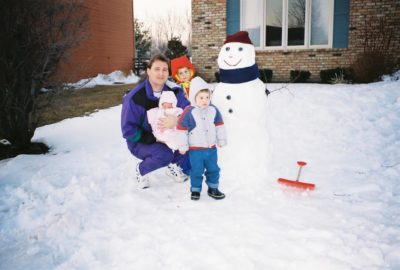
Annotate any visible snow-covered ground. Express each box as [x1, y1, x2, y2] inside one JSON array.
[[1, 76, 400, 269], [67, 70, 139, 89]]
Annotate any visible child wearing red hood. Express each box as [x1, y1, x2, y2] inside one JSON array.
[[171, 55, 196, 99]]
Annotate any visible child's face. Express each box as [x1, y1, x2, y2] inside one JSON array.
[[162, 102, 173, 109], [195, 91, 210, 109], [177, 67, 191, 82]]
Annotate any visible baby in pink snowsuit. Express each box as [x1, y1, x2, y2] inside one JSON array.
[[147, 91, 183, 150]]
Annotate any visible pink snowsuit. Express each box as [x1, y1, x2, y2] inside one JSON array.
[[147, 91, 183, 150]]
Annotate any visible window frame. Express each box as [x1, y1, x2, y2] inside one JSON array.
[[240, 0, 334, 51]]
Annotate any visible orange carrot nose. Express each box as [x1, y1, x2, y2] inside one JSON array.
[[297, 161, 307, 166]]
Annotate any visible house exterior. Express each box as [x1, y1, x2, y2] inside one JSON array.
[[192, 0, 400, 82], [56, 0, 134, 82]]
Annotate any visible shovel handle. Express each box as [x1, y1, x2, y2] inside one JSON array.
[[296, 161, 307, 181]]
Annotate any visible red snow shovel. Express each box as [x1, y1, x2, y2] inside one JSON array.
[[277, 161, 315, 190]]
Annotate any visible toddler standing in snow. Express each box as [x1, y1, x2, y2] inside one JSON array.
[[171, 55, 196, 99], [147, 91, 183, 150], [177, 77, 227, 200]]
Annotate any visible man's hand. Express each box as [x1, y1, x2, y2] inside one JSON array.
[[158, 114, 178, 129], [179, 150, 187, 155]]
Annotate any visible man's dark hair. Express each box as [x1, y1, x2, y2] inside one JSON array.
[[147, 54, 170, 71]]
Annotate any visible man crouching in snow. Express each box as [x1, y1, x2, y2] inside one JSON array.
[[121, 54, 191, 189]]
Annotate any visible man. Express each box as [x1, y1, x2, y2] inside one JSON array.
[[121, 54, 190, 188]]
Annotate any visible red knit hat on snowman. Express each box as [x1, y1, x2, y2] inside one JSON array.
[[224, 31, 253, 45]]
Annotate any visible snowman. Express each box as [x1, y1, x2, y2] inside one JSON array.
[[212, 31, 270, 182]]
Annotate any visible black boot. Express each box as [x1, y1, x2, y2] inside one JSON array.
[[191, 192, 200, 200], [207, 188, 225, 200]]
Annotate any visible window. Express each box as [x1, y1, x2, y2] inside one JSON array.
[[242, 0, 263, 47], [241, 0, 334, 50], [265, 0, 283, 46], [310, 0, 330, 45]]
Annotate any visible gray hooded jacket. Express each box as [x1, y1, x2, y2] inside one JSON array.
[[177, 77, 227, 152]]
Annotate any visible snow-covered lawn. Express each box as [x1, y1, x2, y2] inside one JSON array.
[[1, 78, 399, 269]]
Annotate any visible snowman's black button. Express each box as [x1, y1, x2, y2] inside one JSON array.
[[228, 109, 233, 113], [226, 95, 231, 100]]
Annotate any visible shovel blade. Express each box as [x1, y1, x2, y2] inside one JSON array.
[[277, 178, 315, 190]]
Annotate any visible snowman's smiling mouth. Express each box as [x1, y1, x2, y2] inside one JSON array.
[[224, 59, 242, 67]]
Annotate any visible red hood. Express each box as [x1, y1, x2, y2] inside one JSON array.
[[171, 55, 196, 83]]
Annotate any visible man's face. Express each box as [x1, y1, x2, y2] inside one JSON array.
[[195, 91, 210, 109], [147, 60, 169, 91]]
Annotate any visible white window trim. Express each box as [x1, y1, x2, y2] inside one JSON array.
[[240, 0, 334, 51]]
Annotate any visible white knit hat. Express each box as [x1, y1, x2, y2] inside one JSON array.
[[189, 76, 211, 106], [159, 91, 177, 107]]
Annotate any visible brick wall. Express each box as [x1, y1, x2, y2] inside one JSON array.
[[56, 0, 134, 82], [192, 0, 227, 81], [192, 0, 400, 82]]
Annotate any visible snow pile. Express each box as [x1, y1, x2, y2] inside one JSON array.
[[1, 78, 400, 269], [382, 70, 400, 82], [68, 70, 140, 89]]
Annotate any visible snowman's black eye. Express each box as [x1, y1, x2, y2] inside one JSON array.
[[238, 47, 243, 51], [225, 47, 230, 51]]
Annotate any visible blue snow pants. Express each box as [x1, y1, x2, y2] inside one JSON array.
[[189, 148, 220, 192], [129, 142, 190, 176]]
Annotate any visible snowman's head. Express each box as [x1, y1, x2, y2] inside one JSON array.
[[218, 31, 256, 70]]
